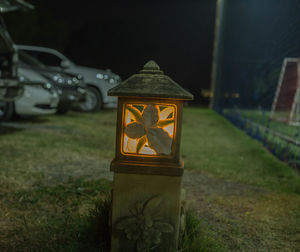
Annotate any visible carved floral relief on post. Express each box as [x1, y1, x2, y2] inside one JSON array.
[[115, 196, 174, 251]]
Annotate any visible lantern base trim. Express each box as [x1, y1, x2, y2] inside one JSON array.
[[110, 159, 184, 177]]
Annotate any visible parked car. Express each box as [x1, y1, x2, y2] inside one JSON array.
[[14, 80, 59, 118], [18, 51, 87, 113], [0, 0, 34, 120], [0, 73, 59, 121], [16, 45, 120, 111], [0, 17, 23, 101]]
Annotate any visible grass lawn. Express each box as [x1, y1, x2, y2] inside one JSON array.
[[228, 109, 300, 140], [0, 108, 299, 251], [223, 109, 300, 168]]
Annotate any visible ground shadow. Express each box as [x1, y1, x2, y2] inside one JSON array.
[[0, 116, 52, 135], [10, 115, 50, 124], [0, 124, 23, 135]]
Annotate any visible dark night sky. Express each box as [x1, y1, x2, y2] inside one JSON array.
[[5, 0, 216, 103]]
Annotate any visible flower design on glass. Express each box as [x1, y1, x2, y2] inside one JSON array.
[[123, 104, 175, 155]]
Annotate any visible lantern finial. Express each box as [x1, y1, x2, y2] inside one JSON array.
[[143, 60, 160, 70], [140, 60, 163, 75]]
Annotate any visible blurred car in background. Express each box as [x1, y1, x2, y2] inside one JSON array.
[[0, 24, 22, 101], [15, 76, 59, 118], [0, 0, 34, 120], [0, 70, 59, 121], [0, 15, 23, 102], [0, 23, 22, 120], [17, 45, 120, 111], [18, 51, 87, 113]]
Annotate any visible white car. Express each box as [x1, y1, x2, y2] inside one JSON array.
[[0, 69, 59, 121], [17, 45, 120, 111], [15, 68, 59, 116]]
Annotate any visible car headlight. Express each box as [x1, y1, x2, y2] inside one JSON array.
[[96, 72, 120, 84], [53, 73, 79, 85], [19, 75, 27, 82], [72, 77, 79, 84], [53, 74, 66, 84], [44, 82, 52, 90], [53, 74, 67, 84], [96, 73, 109, 80], [53, 74, 61, 81], [96, 73, 104, 80]]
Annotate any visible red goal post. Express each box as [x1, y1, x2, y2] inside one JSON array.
[[271, 58, 300, 126]]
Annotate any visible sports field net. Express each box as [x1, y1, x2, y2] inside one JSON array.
[[211, 0, 300, 166]]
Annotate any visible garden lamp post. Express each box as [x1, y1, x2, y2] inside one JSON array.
[[108, 60, 193, 252]]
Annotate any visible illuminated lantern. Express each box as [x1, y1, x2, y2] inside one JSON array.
[[108, 60, 193, 251]]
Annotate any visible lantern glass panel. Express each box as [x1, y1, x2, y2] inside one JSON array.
[[122, 103, 176, 156]]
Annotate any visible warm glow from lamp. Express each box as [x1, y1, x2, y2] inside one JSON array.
[[140, 143, 157, 155], [163, 124, 174, 136], [123, 136, 137, 153], [122, 103, 176, 156], [125, 108, 135, 126], [160, 106, 174, 120]]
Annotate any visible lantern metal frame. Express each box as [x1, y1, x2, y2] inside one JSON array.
[[115, 97, 184, 160]]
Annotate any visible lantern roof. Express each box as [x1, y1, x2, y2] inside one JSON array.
[[108, 60, 193, 100]]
